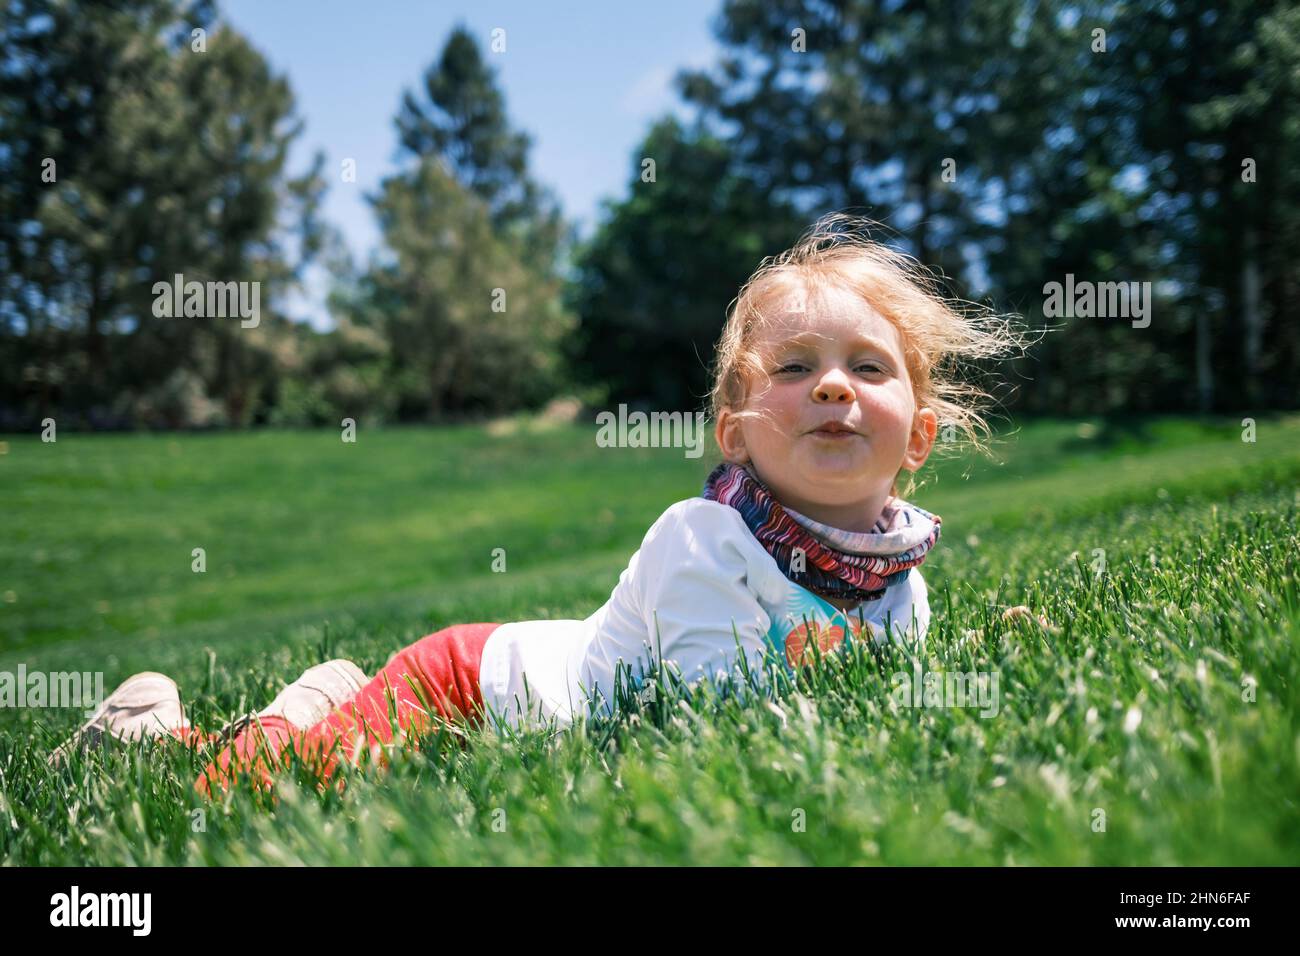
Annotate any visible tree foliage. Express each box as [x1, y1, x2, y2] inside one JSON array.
[[0, 0, 324, 427]]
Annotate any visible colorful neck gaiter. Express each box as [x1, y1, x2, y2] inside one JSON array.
[[701, 461, 941, 604]]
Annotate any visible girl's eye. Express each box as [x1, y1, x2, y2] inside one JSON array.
[[776, 362, 885, 375]]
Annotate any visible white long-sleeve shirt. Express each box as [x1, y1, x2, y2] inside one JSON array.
[[477, 497, 932, 734]]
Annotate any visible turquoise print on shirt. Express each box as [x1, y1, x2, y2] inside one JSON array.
[[763, 582, 882, 673]]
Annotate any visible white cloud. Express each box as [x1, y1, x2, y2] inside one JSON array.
[[620, 64, 677, 116], [619, 49, 715, 117]]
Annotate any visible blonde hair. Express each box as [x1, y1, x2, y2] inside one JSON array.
[[708, 213, 1029, 488]]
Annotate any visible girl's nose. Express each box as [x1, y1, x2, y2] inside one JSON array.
[[813, 369, 854, 403]]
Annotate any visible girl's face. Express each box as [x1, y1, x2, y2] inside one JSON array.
[[715, 283, 937, 531]]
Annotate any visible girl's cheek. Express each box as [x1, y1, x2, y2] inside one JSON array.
[[864, 383, 910, 416]]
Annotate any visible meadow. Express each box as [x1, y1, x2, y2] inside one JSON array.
[[1, 414, 1297, 865]]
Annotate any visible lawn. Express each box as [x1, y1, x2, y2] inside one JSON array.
[[1, 414, 1298, 864]]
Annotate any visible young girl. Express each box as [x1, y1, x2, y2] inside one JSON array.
[[49, 214, 1018, 797]]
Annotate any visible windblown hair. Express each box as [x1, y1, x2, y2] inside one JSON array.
[[708, 213, 1029, 470]]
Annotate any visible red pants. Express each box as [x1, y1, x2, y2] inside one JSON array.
[[191, 622, 500, 797]]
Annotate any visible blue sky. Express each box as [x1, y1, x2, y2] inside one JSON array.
[[219, 1, 725, 326]]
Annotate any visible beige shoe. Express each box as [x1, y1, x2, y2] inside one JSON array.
[[48, 671, 186, 766], [255, 660, 369, 731]]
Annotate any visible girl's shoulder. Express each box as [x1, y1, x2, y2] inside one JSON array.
[[629, 497, 774, 575], [641, 496, 759, 548], [627, 497, 786, 604]]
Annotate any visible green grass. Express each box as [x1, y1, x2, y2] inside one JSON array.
[[1, 414, 1298, 864]]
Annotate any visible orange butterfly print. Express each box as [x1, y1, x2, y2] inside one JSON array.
[[782, 615, 878, 668]]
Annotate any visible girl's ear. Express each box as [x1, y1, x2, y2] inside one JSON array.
[[901, 407, 938, 472], [715, 408, 750, 463]]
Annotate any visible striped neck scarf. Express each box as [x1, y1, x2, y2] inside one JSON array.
[[701, 461, 941, 604]]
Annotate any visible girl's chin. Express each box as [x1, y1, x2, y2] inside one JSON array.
[[797, 461, 882, 488], [803, 445, 870, 469]]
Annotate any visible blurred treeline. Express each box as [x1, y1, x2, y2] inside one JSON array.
[[1, 0, 1297, 430]]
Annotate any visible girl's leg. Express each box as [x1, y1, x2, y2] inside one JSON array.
[[50, 662, 367, 768], [189, 659, 369, 794], [194, 622, 500, 797], [168, 660, 367, 755]]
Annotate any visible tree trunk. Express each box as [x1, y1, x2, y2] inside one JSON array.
[[1195, 309, 1213, 413], [86, 260, 107, 405], [915, 161, 932, 266], [1242, 226, 1263, 408]]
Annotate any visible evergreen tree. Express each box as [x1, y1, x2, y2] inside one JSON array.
[[0, 0, 323, 426]]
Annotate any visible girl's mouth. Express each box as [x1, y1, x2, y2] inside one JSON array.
[[810, 426, 859, 441]]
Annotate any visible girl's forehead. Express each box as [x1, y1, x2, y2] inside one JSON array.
[[755, 285, 903, 351]]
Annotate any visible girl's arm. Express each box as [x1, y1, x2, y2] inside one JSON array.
[[624, 500, 774, 691]]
